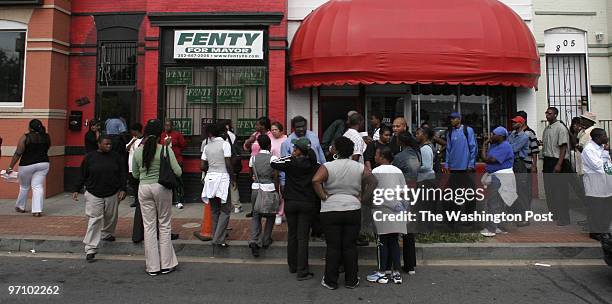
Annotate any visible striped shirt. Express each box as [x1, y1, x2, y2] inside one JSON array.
[[523, 126, 540, 169], [343, 128, 366, 163]]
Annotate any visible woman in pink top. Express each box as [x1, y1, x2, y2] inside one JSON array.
[[243, 117, 273, 157], [270, 121, 288, 225], [270, 122, 288, 158]]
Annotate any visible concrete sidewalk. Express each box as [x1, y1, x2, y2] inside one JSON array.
[[0, 193, 602, 261]]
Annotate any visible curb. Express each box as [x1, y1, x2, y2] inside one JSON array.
[[0, 235, 603, 261]]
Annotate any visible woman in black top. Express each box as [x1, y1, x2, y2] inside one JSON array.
[[7, 119, 51, 217], [84, 120, 101, 154], [270, 137, 319, 281]]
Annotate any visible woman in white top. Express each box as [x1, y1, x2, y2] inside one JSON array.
[[367, 145, 407, 285], [200, 122, 234, 247]]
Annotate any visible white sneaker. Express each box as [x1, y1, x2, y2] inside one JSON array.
[[176, 203, 184, 209], [234, 207, 242, 214], [480, 228, 496, 237], [366, 271, 388, 284], [495, 227, 508, 234], [275, 215, 282, 226], [392, 272, 402, 284]]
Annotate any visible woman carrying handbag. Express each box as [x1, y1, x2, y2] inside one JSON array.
[[248, 135, 280, 257], [132, 119, 182, 276]]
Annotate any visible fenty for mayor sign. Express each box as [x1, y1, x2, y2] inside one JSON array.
[[174, 30, 264, 60]]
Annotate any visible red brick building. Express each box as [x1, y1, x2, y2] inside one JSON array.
[[0, 0, 287, 199], [0, 0, 71, 199]]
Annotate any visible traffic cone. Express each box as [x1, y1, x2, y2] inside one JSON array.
[[194, 202, 213, 241]]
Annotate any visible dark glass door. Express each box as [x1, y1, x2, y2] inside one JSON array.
[[97, 90, 140, 130]]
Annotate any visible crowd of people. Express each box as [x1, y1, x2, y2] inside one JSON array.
[[2, 105, 611, 288]]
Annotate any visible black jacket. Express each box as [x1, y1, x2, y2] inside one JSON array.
[[74, 150, 127, 198], [270, 152, 319, 202]]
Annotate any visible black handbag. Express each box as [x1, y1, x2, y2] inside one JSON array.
[[158, 145, 178, 189]]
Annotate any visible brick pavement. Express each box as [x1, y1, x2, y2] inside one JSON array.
[[0, 212, 594, 244], [0, 193, 597, 244]]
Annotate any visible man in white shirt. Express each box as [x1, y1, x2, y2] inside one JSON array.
[[343, 113, 366, 163], [581, 128, 612, 240]]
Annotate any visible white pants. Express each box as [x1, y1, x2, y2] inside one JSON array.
[[15, 162, 50, 213]]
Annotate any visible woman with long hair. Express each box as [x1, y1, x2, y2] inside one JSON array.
[[7, 119, 51, 217], [132, 119, 182, 276], [312, 136, 377, 290]]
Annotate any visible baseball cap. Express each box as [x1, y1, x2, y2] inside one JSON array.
[[449, 112, 461, 119], [291, 137, 311, 151], [492, 126, 508, 137], [511, 116, 526, 124], [580, 112, 597, 123]]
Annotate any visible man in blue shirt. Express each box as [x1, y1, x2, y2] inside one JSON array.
[[445, 112, 478, 171], [105, 112, 127, 136], [481, 126, 514, 237], [483, 126, 514, 173], [280, 116, 326, 170], [444, 112, 478, 229], [508, 116, 531, 225], [280, 116, 326, 238]]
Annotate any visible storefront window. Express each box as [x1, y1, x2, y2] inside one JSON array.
[[0, 31, 26, 104], [164, 66, 267, 149], [412, 84, 457, 132]]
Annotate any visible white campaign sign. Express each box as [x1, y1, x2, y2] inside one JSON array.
[[174, 30, 264, 60], [545, 32, 586, 54]]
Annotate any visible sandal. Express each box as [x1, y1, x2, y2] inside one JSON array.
[[15, 207, 25, 213]]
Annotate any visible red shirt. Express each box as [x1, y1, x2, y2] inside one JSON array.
[[160, 130, 186, 165]]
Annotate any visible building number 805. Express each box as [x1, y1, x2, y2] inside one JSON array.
[[556, 40, 576, 52]]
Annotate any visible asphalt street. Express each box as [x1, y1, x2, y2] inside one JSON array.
[[0, 255, 611, 304]]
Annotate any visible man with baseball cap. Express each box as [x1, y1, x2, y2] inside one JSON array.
[[508, 116, 531, 226], [576, 112, 598, 175], [445, 112, 478, 229]]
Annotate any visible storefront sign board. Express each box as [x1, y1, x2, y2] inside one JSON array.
[[174, 30, 264, 60]]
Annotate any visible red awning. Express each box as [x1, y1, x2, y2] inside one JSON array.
[[289, 0, 540, 89]]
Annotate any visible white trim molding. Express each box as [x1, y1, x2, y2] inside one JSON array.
[[0, 108, 67, 120], [0, 19, 27, 30], [27, 38, 70, 47], [26, 47, 70, 56], [41, 5, 71, 16]]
